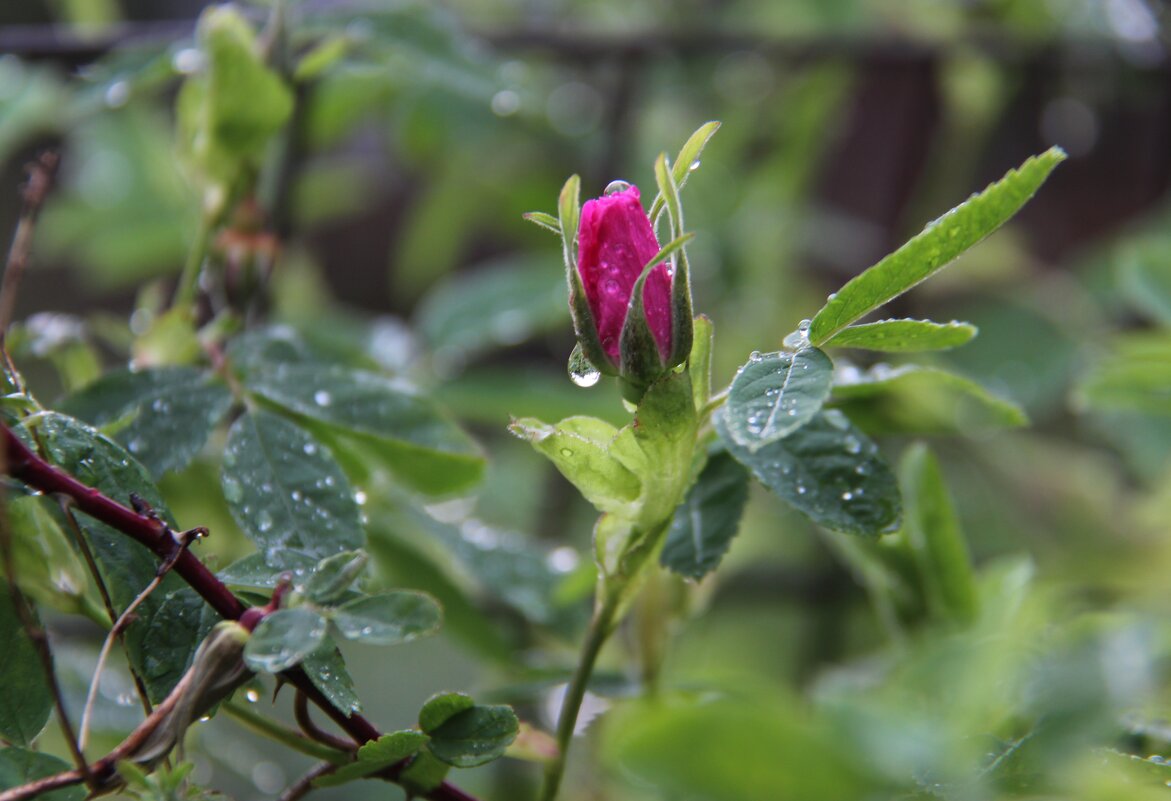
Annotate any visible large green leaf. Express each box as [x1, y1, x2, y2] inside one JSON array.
[[26, 413, 205, 701], [60, 366, 233, 478], [660, 452, 750, 579], [0, 748, 84, 801], [809, 148, 1065, 345], [314, 730, 428, 787], [0, 582, 51, 745], [222, 411, 363, 569], [243, 607, 328, 673], [899, 444, 978, 625], [821, 319, 977, 353], [717, 409, 900, 536], [331, 591, 442, 646], [426, 704, 519, 768], [240, 364, 484, 495], [724, 348, 833, 449], [831, 364, 1027, 433]]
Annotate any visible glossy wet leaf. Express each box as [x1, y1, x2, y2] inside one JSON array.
[[0, 748, 84, 801], [832, 364, 1028, 432], [60, 366, 233, 478], [419, 692, 475, 733], [717, 409, 900, 536], [240, 363, 483, 495], [244, 608, 328, 673], [900, 444, 978, 625], [0, 582, 51, 745], [222, 411, 363, 569], [509, 416, 641, 515], [26, 413, 200, 701], [426, 704, 519, 768], [821, 319, 977, 353], [724, 348, 833, 449], [332, 591, 442, 645], [660, 452, 750, 579], [301, 643, 361, 715], [314, 730, 428, 787], [305, 550, 368, 604], [809, 148, 1065, 345]]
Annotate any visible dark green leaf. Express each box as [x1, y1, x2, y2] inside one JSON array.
[[660, 452, 750, 579], [222, 411, 363, 568], [832, 364, 1028, 432], [301, 643, 361, 715], [226, 326, 315, 373], [724, 348, 834, 449], [305, 550, 368, 604], [26, 413, 200, 701], [427, 704, 519, 768], [717, 409, 900, 536], [0, 747, 84, 801], [0, 582, 51, 745], [241, 364, 484, 495], [899, 444, 978, 625], [419, 692, 475, 733], [132, 587, 219, 699], [60, 366, 233, 478], [314, 730, 428, 787], [332, 591, 442, 646], [243, 608, 328, 673], [821, 319, 977, 353], [809, 148, 1066, 345]]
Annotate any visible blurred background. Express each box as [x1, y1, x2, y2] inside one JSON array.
[[3, 1, 1171, 799]]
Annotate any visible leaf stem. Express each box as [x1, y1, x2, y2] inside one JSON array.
[[539, 596, 619, 801]]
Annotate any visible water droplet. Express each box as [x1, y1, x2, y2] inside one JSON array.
[[104, 80, 129, 108], [568, 346, 601, 388], [827, 292, 837, 301], [603, 279, 620, 294], [688, 158, 701, 172], [199, 715, 211, 723], [559, 448, 574, 457], [256, 511, 274, 533], [303, 442, 317, 455], [354, 490, 367, 505], [748, 350, 763, 362], [844, 436, 862, 454], [172, 47, 204, 74], [314, 390, 332, 407], [842, 490, 855, 501], [223, 479, 243, 504], [127, 438, 143, 454], [246, 688, 260, 703], [796, 484, 807, 495], [783, 319, 812, 350], [604, 179, 632, 196], [290, 490, 302, 502]]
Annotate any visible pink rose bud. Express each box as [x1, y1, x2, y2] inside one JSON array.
[[577, 184, 673, 368]]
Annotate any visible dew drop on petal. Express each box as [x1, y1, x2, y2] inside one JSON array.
[[604, 179, 632, 195]]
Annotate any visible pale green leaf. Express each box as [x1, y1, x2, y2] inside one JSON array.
[[821, 319, 977, 353]]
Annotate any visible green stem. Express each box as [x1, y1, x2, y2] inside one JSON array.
[[539, 596, 619, 801], [223, 700, 351, 765], [172, 218, 214, 311]]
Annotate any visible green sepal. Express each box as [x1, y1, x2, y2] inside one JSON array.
[[648, 121, 721, 223], [653, 153, 695, 368], [559, 175, 613, 376]]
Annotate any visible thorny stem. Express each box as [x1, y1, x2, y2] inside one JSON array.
[[294, 689, 357, 753], [540, 595, 620, 801], [0, 424, 483, 801]]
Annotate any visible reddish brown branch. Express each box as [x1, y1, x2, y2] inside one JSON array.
[[0, 424, 482, 801]]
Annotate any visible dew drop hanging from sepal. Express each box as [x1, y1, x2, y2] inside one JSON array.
[[568, 342, 601, 388]]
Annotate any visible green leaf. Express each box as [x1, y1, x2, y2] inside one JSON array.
[[821, 319, 977, 353], [305, 550, 368, 605], [832, 364, 1028, 432], [660, 452, 750, 579], [648, 120, 721, 222], [808, 147, 1066, 345], [508, 416, 641, 515], [60, 366, 233, 478], [426, 704, 519, 768], [301, 643, 361, 715], [416, 256, 567, 357], [243, 608, 328, 673], [724, 348, 834, 449], [218, 552, 317, 592], [689, 315, 714, 411], [240, 364, 484, 496], [26, 413, 203, 701], [419, 692, 475, 733], [314, 730, 428, 787], [7, 496, 89, 613], [0, 582, 51, 745], [0, 748, 84, 801], [222, 410, 363, 568], [399, 749, 450, 795], [1076, 334, 1171, 416], [717, 409, 901, 536], [331, 591, 442, 646], [899, 444, 978, 625]]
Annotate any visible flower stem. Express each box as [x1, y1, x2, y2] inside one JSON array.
[[539, 595, 619, 801]]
